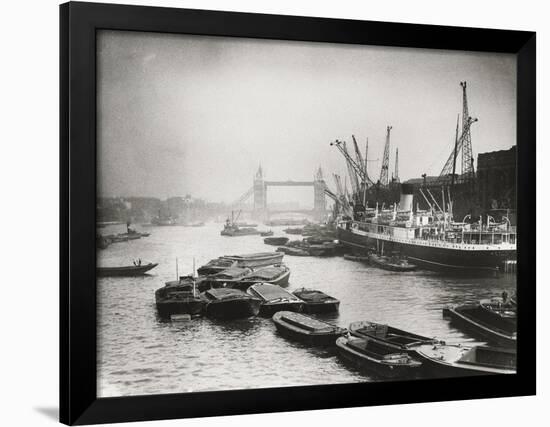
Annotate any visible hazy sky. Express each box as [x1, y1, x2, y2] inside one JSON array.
[[97, 30, 516, 204]]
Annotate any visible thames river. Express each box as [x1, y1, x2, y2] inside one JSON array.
[[97, 222, 516, 397]]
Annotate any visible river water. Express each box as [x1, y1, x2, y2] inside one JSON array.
[[97, 222, 516, 397]]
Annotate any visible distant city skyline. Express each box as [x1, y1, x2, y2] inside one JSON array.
[[97, 30, 516, 203]]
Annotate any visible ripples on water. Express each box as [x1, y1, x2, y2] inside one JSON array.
[[97, 223, 516, 397]]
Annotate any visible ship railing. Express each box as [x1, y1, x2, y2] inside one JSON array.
[[352, 220, 516, 249], [365, 232, 516, 251]]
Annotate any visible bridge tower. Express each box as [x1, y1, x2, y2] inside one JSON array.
[[253, 164, 266, 218], [313, 167, 327, 221]]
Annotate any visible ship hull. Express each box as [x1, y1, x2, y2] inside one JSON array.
[[338, 226, 515, 274]]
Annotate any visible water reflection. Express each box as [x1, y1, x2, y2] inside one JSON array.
[[97, 222, 515, 397]]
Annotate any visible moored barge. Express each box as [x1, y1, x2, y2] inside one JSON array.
[[202, 288, 261, 319], [272, 311, 346, 345], [443, 304, 517, 348], [247, 283, 305, 316]]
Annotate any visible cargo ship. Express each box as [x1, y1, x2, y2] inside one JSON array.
[[337, 185, 516, 274]]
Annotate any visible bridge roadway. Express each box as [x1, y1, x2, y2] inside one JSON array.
[[238, 208, 317, 214], [263, 180, 315, 187]]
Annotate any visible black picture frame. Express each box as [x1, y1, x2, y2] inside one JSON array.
[[60, 1, 536, 425]]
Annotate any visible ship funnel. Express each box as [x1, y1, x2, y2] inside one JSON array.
[[399, 183, 414, 212]]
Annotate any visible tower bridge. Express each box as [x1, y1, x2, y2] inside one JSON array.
[[233, 166, 328, 221]]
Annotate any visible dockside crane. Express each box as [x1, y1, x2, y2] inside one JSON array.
[[330, 140, 361, 201], [364, 138, 369, 179], [438, 81, 477, 185], [330, 139, 375, 189], [344, 142, 361, 196], [379, 126, 392, 187], [460, 81, 475, 181], [352, 135, 365, 172], [324, 183, 351, 217], [333, 174, 352, 216]]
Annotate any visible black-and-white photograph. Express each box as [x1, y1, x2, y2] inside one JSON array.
[[96, 30, 517, 398]]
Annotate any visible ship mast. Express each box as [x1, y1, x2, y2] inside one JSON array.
[[379, 126, 392, 187], [394, 147, 399, 183], [451, 114, 460, 193]]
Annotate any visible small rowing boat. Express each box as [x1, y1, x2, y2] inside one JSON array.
[[272, 311, 346, 345], [97, 262, 158, 277], [368, 254, 417, 272], [349, 321, 438, 350]]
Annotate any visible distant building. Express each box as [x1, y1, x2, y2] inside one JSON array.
[[399, 146, 516, 222], [477, 145, 516, 212], [97, 197, 161, 223]]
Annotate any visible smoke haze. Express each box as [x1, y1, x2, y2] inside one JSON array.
[[97, 30, 516, 203]]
